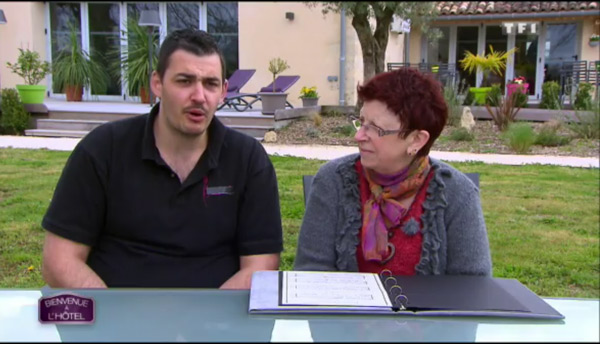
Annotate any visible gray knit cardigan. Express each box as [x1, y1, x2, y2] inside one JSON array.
[[293, 154, 492, 276]]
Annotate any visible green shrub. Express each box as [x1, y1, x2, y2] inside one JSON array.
[[443, 79, 468, 126], [573, 83, 594, 111], [332, 124, 355, 137], [449, 127, 474, 141], [487, 84, 528, 108], [534, 126, 571, 147], [565, 102, 600, 139], [0, 88, 30, 135], [311, 112, 323, 127], [513, 90, 528, 108], [306, 127, 320, 138], [540, 81, 561, 110], [502, 122, 536, 154], [463, 88, 475, 106], [486, 84, 503, 106]]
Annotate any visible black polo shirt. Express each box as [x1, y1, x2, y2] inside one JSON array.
[[42, 104, 283, 287]]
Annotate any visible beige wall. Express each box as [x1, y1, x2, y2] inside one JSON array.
[[239, 3, 405, 107], [0, 2, 47, 89], [581, 17, 600, 63], [409, 31, 423, 64], [239, 2, 345, 107]]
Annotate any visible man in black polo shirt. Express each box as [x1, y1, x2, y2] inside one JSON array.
[[41, 29, 283, 289]]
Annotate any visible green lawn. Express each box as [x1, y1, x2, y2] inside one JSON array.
[[1, 148, 598, 298]]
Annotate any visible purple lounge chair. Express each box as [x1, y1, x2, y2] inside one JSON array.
[[221, 75, 301, 112], [218, 69, 256, 111]]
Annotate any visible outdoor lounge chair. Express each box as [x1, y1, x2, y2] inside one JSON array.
[[218, 69, 256, 111], [219, 75, 301, 112]]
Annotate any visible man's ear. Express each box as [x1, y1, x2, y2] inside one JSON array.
[[220, 79, 229, 104], [150, 71, 161, 98]]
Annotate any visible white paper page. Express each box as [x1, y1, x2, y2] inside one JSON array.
[[281, 271, 392, 308]]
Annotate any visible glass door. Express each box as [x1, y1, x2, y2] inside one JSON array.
[[543, 23, 578, 85], [167, 3, 199, 34], [207, 2, 239, 79], [49, 2, 81, 97], [485, 25, 508, 89], [513, 33, 538, 96], [455, 26, 479, 88], [88, 3, 121, 99]]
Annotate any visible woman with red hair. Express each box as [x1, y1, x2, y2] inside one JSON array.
[[294, 68, 492, 276]]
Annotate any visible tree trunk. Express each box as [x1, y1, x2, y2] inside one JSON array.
[[351, 7, 394, 114]]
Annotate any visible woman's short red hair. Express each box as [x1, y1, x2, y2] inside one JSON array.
[[357, 68, 448, 157]]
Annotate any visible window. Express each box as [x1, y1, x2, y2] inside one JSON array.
[[207, 2, 239, 79]]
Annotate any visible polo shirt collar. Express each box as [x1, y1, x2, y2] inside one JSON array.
[[141, 103, 227, 173]]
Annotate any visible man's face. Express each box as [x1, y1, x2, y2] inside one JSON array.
[[151, 50, 227, 138]]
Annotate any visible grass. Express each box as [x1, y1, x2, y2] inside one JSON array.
[[1, 148, 598, 299]]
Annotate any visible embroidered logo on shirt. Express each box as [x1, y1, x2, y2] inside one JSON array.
[[206, 186, 234, 196]]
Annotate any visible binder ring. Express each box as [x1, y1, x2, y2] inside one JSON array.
[[394, 294, 409, 310], [380, 269, 393, 278], [384, 276, 397, 288], [389, 284, 403, 297]]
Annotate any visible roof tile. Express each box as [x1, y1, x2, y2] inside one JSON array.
[[436, 1, 599, 15]]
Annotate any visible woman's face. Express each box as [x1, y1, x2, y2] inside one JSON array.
[[354, 100, 416, 175]]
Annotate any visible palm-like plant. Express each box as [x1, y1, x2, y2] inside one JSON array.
[[110, 19, 159, 101], [52, 24, 109, 100], [460, 46, 517, 87]]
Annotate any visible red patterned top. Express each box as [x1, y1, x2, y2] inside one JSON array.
[[355, 160, 434, 275]]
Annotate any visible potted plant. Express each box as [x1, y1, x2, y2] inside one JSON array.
[[110, 18, 159, 104], [6, 48, 51, 104], [459, 45, 516, 105], [299, 86, 319, 107], [52, 24, 109, 101], [589, 34, 600, 47], [506, 76, 529, 99], [259, 57, 290, 115]]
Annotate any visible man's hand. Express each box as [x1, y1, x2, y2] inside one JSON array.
[[219, 253, 280, 290], [42, 231, 107, 288]]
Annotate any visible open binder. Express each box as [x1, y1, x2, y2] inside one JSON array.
[[248, 270, 564, 320]]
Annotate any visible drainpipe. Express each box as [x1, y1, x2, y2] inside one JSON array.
[[434, 10, 599, 21], [339, 8, 346, 106], [404, 31, 410, 64]]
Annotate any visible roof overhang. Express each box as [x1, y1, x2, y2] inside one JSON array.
[[434, 10, 600, 22]]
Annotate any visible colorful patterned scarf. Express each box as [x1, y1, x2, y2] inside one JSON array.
[[361, 156, 431, 263]]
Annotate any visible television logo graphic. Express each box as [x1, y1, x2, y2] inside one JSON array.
[[502, 22, 538, 35], [39, 293, 95, 324]]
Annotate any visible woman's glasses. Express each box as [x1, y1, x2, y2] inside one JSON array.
[[351, 118, 403, 137]]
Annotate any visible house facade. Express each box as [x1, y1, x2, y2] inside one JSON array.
[[0, 2, 597, 107], [408, 1, 599, 100], [0, 1, 403, 108]]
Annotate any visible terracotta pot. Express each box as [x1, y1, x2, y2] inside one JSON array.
[[139, 87, 150, 104], [65, 85, 83, 102]]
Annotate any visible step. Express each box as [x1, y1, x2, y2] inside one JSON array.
[[37, 119, 107, 131], [229, 125, 273, 139], [216, 112, 274, 127], [48, 111, 141, 121], [24, 129, 89, 138]]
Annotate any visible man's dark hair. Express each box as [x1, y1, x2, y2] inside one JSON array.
[[156, 28, 226, 82]]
